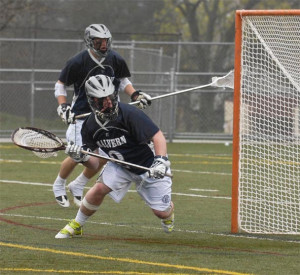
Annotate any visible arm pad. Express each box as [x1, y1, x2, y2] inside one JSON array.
[[54, 82, 67, 98], [118, 77, 132, 93]]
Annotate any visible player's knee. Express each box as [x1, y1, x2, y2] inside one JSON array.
[[92, 182, 111, 196], [152, 201, 174, 219]]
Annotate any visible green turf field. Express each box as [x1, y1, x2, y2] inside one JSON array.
[[0, 142, 299, 275]]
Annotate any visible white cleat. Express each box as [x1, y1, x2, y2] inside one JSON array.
[[68, 182, 83, 207], [55, 195, 70, 208]]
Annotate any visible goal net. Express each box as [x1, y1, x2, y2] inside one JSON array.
[[232, 10, 300, 234]]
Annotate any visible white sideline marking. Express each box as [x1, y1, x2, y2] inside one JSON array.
[[0, 179, 231, 199], [172, 192, 230, 200], [0, 179, 52, 186], [172, 169, 231, 176], [0, 212, 299, 244], [0, 158, 232, 176], [0, 158, 61, 165], [190, 188, 219, 192]]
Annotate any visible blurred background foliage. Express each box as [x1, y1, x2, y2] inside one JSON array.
[[0, 0, 299, 136], [1, 0, 298, 73]]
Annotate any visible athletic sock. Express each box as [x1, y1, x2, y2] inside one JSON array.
[[73, 172, 89, 187], [75, 209, 90, 226], [53, 175, 67, 197]]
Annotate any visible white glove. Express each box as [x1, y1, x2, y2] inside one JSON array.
[[65, 142, 90, 162], [131, 90, 152, 109], [57, 103, 75, 125], [148, 156, 170, 179]]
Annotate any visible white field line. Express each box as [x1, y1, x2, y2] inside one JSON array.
[[0, 179, 231, 199], [172, 169, 231, 176], [0, 158, 232, 176], [190, 188, 219, 192], [0, 212, 299, 244]]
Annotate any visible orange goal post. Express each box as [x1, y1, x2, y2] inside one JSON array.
[[232, 10, 300, 234]]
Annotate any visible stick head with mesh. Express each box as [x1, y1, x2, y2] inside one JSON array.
[[211, 70, 234, 89], [11, 127, 65, 158]]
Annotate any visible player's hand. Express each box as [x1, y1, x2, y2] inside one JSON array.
[[57, 103, 75, 125], [65, 142, 89, 162], [131, 90, 152, 109], [148, 156, 170, 179]]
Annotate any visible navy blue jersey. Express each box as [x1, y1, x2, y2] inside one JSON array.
[[81, 103, 159, 174], [59, 49, 131, 116]]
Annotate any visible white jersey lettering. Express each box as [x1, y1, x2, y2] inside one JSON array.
[[96, 136, 127, 148]]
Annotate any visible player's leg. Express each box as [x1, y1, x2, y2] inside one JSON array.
[[55, 181, 111, 239], [137, 175, 175, 233], [53, 157, 78, 207], [68, 157, 107, 207], [55, 162, 133, 238], [52, 121, 82, 207], [153, 201, 175, 233]]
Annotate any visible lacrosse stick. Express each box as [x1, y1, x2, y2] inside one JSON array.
[[75, 70, 234, 118], [131, 70, 234, 104], [11, 127, 173, 178]]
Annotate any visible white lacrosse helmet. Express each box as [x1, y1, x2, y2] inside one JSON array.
[[84, 24, 112, 58], [85, 75, 118, 121]]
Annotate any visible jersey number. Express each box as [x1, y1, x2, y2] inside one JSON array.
[[108, 150, 130, 169]]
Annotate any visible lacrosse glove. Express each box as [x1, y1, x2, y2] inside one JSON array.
[[131, 90, 152, 109], [148, 155, 170, 179], [65, 142, 90, 163], [57, 103, 75, 125]]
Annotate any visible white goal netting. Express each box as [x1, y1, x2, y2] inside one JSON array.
[[238, 14, 300, 234]]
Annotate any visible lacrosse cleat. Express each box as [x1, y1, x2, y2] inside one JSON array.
[[55, 219, 82, 239], [53, 180, 69, 207], [67, 181, 83, 207], [55, 195, 70, 208], [161, 212, 174, 233]]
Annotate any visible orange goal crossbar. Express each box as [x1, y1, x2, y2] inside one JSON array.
[[236, 9, 300, 16], [231, 9, 300, 233]]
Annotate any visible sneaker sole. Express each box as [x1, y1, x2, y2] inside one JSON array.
[[55, 232, 82, 239], [55, 196, 70, 208], [67, 185, 82, 207]]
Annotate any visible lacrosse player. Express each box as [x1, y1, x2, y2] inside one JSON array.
[[55, 75, 174, 238], [53, 24, 152, 208]]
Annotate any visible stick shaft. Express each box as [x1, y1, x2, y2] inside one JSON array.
[[81, 150, 173, 178], [129, 83, 213, 105], [76, 70, 233, 116], [75, 113, 90, 119], [76, 84, 213, 117]]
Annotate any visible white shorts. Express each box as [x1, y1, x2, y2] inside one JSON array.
[[66, 120, 84, 145], [98, 162, 172, 212]]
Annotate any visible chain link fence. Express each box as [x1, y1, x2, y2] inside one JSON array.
[[0, 38, 234, 141]]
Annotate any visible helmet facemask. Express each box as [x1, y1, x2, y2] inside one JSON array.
[[89, 93, 119, 122], [84, 24, 112, 59], [85, 75, 119, 122]]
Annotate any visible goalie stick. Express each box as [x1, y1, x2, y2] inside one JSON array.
[[75, 70, 234, 119], [11, 127, 173, 178]]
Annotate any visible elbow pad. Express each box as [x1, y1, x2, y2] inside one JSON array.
[[119, 78, 132, 93], [54, 82, 67, 98]]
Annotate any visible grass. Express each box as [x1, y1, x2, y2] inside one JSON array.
[[0, 142, 299, 275]]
